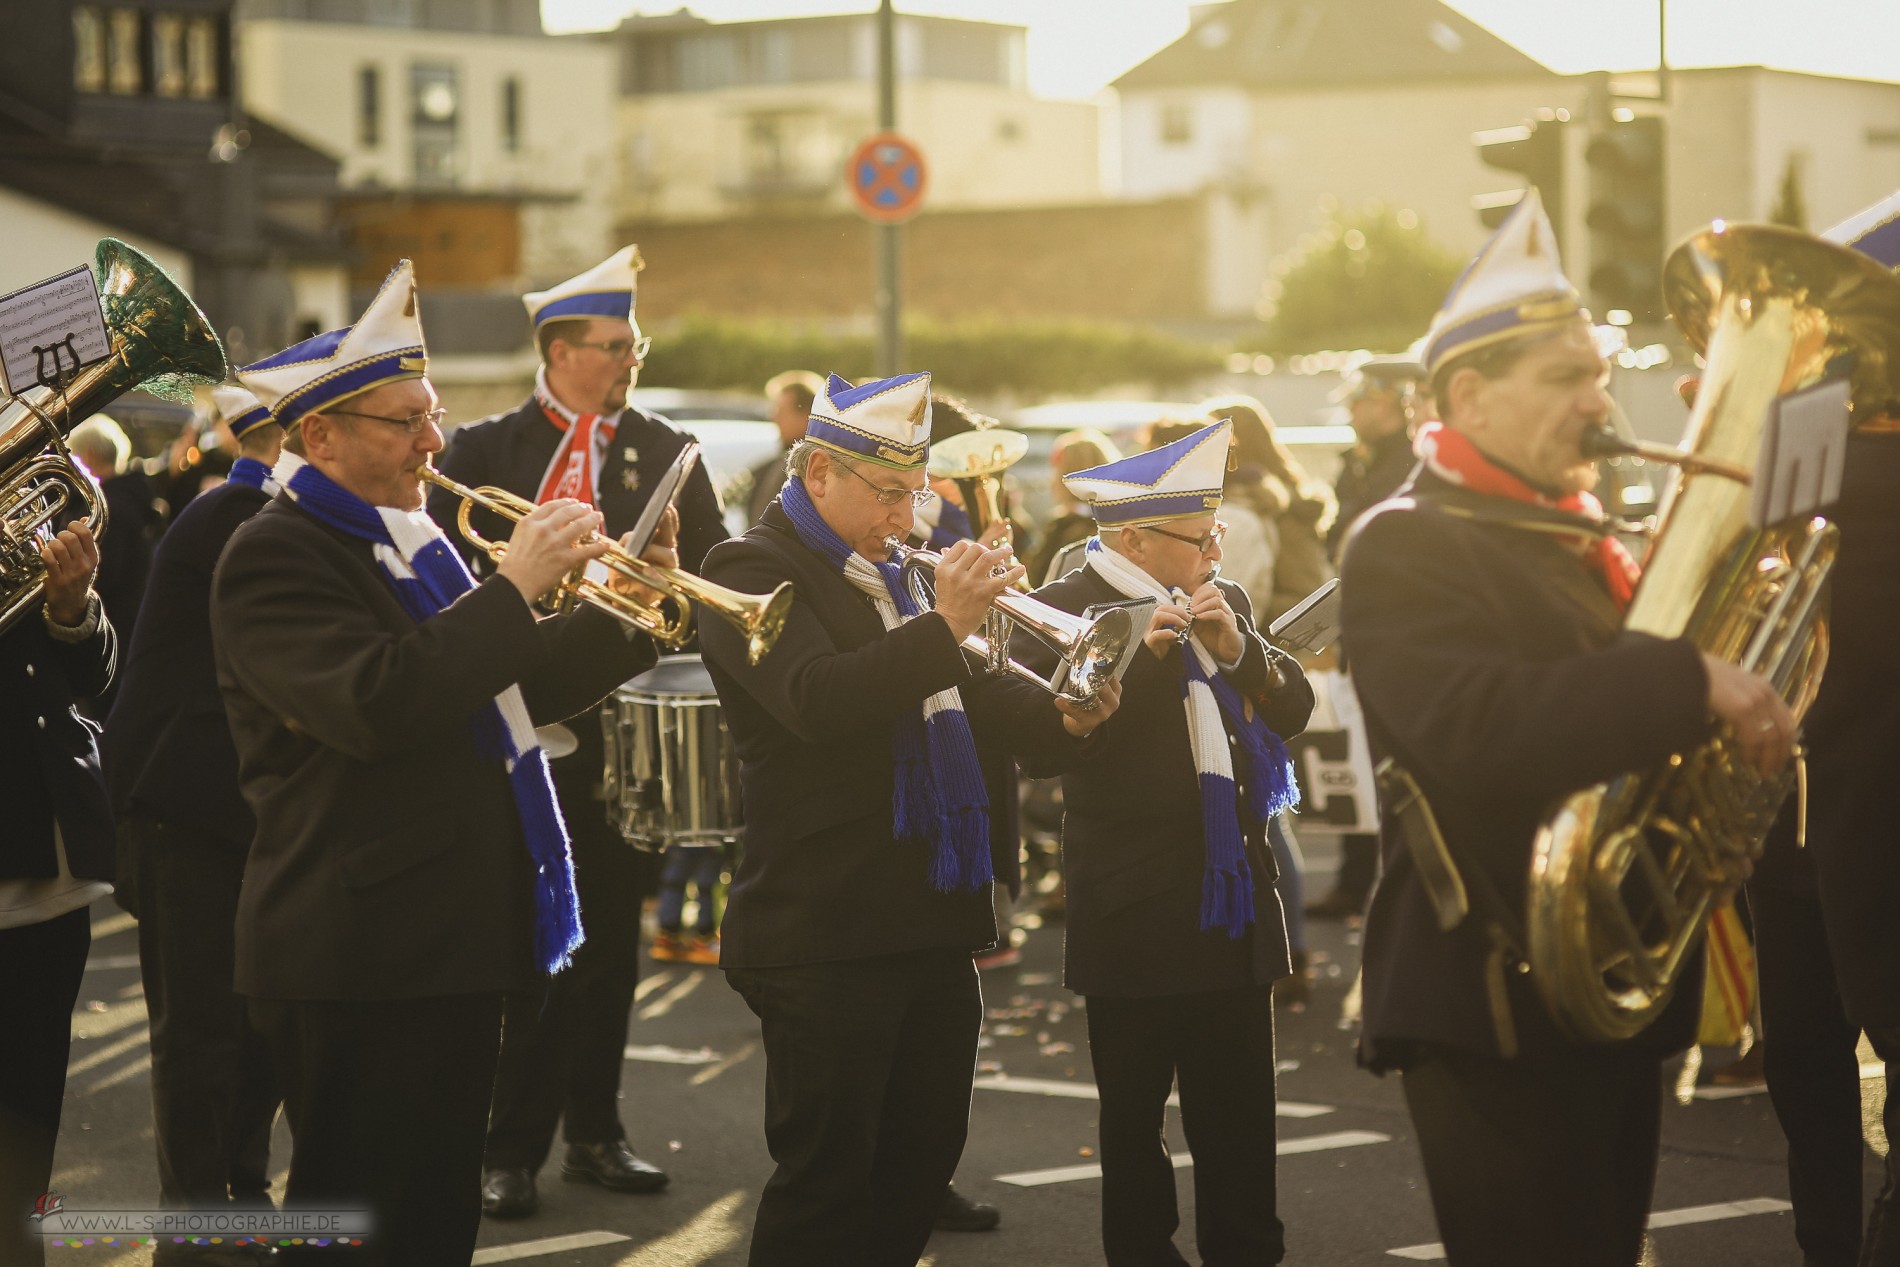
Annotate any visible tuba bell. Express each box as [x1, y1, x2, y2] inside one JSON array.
[[1526, 222, 1900, 1042], [0, 238, 228, 633]]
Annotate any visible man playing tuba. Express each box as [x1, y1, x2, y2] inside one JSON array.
[[1338, 190, 1793, 1266]]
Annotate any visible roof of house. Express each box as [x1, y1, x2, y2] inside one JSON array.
[[1115, 0, 1556, 92]]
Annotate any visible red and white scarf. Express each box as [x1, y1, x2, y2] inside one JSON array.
[[532, 365, 620, 507], [1414, 420, 1641, 611]]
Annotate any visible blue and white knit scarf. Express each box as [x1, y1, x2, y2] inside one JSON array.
[[226, 456, 279, 495], [781, 476, 992, 892], [1084, 536, 1298, 937], [270, 452, 585, 972]]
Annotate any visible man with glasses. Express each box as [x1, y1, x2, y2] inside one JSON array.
[[212, 261, 670, 1263], [426, 246, 727, 1218], [1014, 417, 1313, 1266], [698, 371, 1122, 1265]]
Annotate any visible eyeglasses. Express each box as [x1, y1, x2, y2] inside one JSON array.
[[836, 459, 935, 508], [1141, 520, 1227, 553], [569, 336, 652, 364], [329, 406, 448, 435]]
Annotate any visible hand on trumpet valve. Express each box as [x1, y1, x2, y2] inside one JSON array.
[[1056, 675, 1122, 737], [981, 517, 1013, 551], [1184, 580, 1244, 664], [932, 537, 1024, 643], [496, 498, 609, 606], [608, 504, 680, 605], [1145, 591, 1194, 660]]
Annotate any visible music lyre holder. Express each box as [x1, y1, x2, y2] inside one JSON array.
[[33, 333, 83, 393]]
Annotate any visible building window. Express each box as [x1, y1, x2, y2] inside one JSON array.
[[184, 17, 219, 99], [359, 65, 381, 147], [411, 62, 460, 185], [107, 8, 143, 95], [153, 13, 186, 97], [73, 7, 106, 93], [1159, 101, 1193, 146], [500, 76, 521, 152]]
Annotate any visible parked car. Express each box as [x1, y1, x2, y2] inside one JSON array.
[[670, 417, 781, 536], [630, 387, 772, 424]]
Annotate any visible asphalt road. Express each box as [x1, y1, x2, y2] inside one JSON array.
[[47, 859, 1889, 1266]]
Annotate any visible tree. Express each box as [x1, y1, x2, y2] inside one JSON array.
[[1254, 204, 1463, 354], [1767, 155, 1808, 231]]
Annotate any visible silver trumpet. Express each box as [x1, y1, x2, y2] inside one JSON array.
[[883, 536, 1135, 705]]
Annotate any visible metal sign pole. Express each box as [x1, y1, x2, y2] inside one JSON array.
[[875, 0, 903, 377]]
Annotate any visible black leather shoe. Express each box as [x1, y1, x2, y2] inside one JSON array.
[[936, 1184, 1001, 1232], [481, 1167, 539, 1219], [561, 1141, 669, 1193]]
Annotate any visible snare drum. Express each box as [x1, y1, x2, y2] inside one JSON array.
[[601, 654, 743, 850]]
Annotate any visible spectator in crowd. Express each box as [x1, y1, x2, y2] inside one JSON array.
[[1029, 428, 1121, 586], [68, 415, 160, 659], [1203, 395, 1338, 623], [748, 370, 824, 527]]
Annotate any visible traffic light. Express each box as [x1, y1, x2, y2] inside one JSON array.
[[1473, 115, 1566, 242], [1585, 114, 1665, 323]]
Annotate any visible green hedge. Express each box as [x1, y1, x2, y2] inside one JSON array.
[[639, 315, 1227, 397]]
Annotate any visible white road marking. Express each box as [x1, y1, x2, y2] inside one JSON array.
[[972, 1074, 1333, 1118], [996, 1129, 1390, 1188], [637, 970, 705, 1020], [633, 971, 674, 1003], [83, 953, 141, 972], [1692, 1082, 1765, 1101], [92, 913, 137, 939], [470, 1231, 631, 1263], [624, 1044, 722, 1065], [1386, 1197, 1793, 1259]]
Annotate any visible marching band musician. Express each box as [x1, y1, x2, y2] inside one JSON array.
[[1750, 191, 1900, 1267], [211, 261, 670, 1265], [697, 370, 1121, 1266], [1014, 418, 1314, 1267], [1338, 191, 1794, 1266], [0, 514, 113, 1267], [103, 385, 285, 1243], [428, 246, 727, 1217]]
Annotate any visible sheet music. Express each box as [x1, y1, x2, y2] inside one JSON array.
[[0, 264, 110, 396], [1748, 379, 1851, 528], [1268, 577, 1342, 652]]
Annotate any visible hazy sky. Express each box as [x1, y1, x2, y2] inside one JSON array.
[[541, 0, 1900, 100]]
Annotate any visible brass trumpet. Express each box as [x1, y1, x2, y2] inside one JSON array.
[[420, 466, 792, 666], [884, 536, 1135, 705]]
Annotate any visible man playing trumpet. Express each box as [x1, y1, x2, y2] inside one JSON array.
[[1015, 417, 1314, 1266], [211, 261, 674, 1265], [697, 370, 1121, 1265]]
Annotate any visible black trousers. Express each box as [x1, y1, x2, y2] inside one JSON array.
[[726, 948, 981, 1267], [1085, 985, 1282, 1267], [1400, 1045, 1663, 1267], [1751, 821, 1873, 1267], [0, 907, 90, 1267], [249, 992, 504, 1267], [129, 817, 280, 1208], [485, 799, 643, 1171]]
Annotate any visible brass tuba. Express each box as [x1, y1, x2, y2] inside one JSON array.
[[0, 238, 228, 633], [1527, 223, 1900, 1042]]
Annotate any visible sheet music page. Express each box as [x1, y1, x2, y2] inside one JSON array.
[[0, 264, 110, 396]]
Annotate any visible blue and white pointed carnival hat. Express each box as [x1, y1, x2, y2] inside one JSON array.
[[1421, 188, 1587, 376], [1063, 418, 1232, 528], [211, 383, 275, 439], [237, 261, 428, 426], [523, 245, 644, 330], [804, 371, 933, 471], [1822, 189, 1900, 269]]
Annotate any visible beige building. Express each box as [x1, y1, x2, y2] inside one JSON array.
[[610, 11, 1099, 225], [235, 0, 617, 328], [1114, 0, 1900, 321]]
